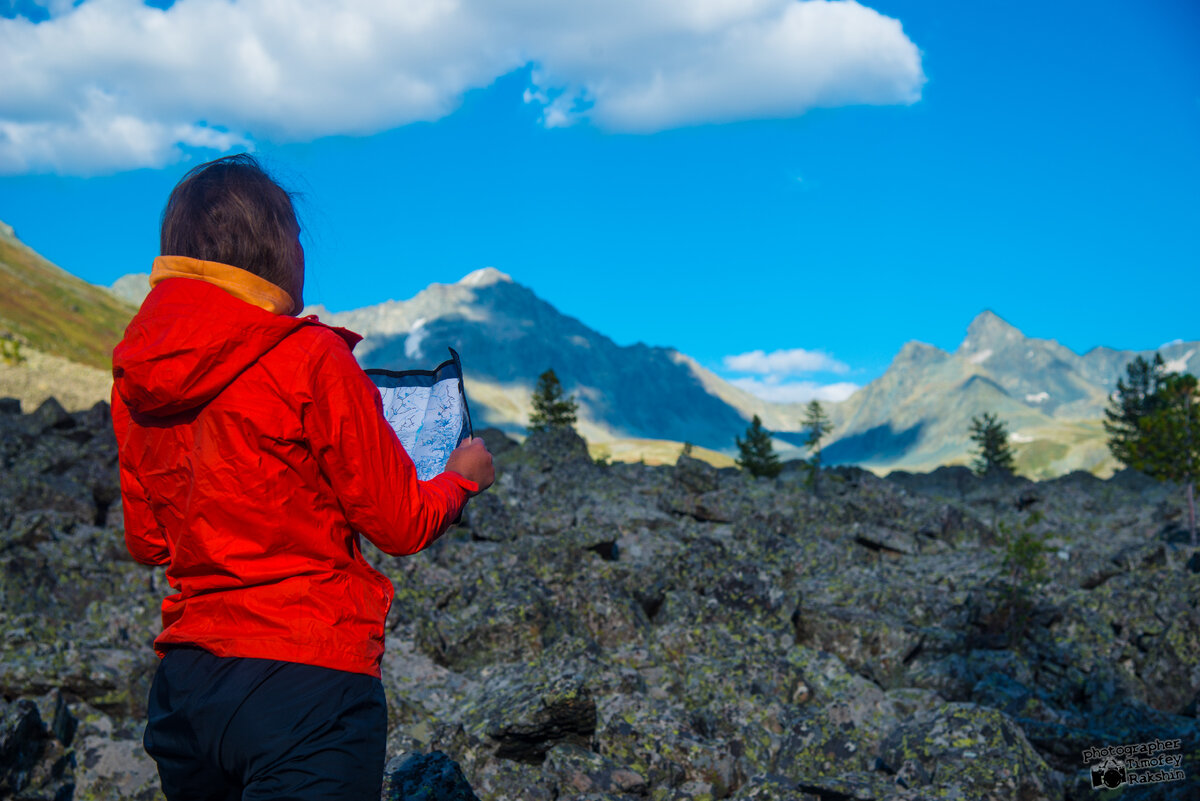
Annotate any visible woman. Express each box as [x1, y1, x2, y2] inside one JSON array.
[[111, 154, 494, 800]]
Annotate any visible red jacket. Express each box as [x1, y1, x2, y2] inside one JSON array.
[[111, 259, 477, 678]]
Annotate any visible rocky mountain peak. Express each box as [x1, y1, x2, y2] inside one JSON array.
[[893, 340, 948, 366], [0, 219, 15, 243], [957, 310, 1024, 359], [108, 273, 151, 306], [458, 266, 513, 288]]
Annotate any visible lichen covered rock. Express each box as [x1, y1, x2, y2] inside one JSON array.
[[879, 702, 1058, 799]]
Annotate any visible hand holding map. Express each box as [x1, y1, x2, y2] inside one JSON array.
[[444, 436, 494, 493], [366, 348, 474, 481]]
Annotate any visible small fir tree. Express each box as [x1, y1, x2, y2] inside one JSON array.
[[803, 400, 831, 490], [736, 415, 782, 478], [528, 368, 578, 433], [996, 510, 1051, 645], [1104, 353, 1167, 467], [969, 412, 1016, 476]]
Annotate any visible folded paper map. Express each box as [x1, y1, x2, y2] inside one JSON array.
[[366, 347, 474, 481]]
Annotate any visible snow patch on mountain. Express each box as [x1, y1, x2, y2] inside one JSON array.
[[1025, 391, 1049, 404], [1164, 349, 1194, 374], [968, 348, 993, 364], [405, 318, 428, 359]]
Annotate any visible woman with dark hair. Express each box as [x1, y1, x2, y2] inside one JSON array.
[[111, 154, 494, 800]]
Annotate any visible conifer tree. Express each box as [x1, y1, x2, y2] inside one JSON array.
[[528, 368, 578, 433], [803, 400, 831, 490], [1104, 353, 1167, 467], [736, 415, 782, 478], [969, 412, 1016, 476], [1136, 372, 1198, 545], [1104, 355, 1199, 545]]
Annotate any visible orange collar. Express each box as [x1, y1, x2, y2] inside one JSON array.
[[150, 256, 296, 315]]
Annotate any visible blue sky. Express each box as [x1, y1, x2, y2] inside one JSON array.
[[0, 0, 1197, 402]]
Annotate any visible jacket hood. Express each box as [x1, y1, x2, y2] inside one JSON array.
[[150, 255, 298, 315], [113, 269, 359, 417]]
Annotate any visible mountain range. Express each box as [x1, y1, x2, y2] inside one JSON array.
[[307, 266, 1197, 478], [1, 219, 1195, 477]]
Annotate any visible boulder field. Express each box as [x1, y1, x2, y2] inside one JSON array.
[[0, 399, 1196, 800]]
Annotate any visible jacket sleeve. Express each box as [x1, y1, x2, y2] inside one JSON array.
[[302, 335, 478, 557], [111, 388, 172, 566]]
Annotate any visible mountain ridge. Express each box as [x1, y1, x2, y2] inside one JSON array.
[[5, 220, 1196, 478]]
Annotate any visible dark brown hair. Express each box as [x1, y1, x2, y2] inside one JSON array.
[[160, 154, 301, 294]]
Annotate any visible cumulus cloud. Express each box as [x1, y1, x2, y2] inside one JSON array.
[[723, 344, 857, 403], [723, 347, 849, 375], [731, 377, 859, 403], [0, 0, 924, 174], [524, 0, 924, 132]]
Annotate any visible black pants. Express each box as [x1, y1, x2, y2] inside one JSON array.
[[144, 646, 387, 801]]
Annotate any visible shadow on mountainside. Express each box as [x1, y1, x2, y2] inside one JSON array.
[[823, 422, 925, 466]]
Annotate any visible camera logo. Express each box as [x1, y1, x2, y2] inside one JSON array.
[[1091, 757, 1126, 790]]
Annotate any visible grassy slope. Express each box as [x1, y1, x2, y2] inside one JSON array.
[[0, 225, 135, 371]]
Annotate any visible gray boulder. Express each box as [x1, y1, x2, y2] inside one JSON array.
[[383, 750, 480, 801]]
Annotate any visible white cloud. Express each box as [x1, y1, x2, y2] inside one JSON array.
[[723, 347, 849, 375], [525, 0, 924, 132], [0, 0, 924, 174], [731, 377, 859, 403]]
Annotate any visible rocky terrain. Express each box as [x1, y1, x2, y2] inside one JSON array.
[[1, 397, 1198, 800], [0, 348, 114, 415]]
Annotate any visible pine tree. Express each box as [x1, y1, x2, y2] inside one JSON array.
[[803, 400, 831, 490], [736, 415, 782, 478], [1104, 353, 1167, 467], [969, 412, 1016, 476], [1137, 372, 1199, 545], [528, 368, 578, 433]]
